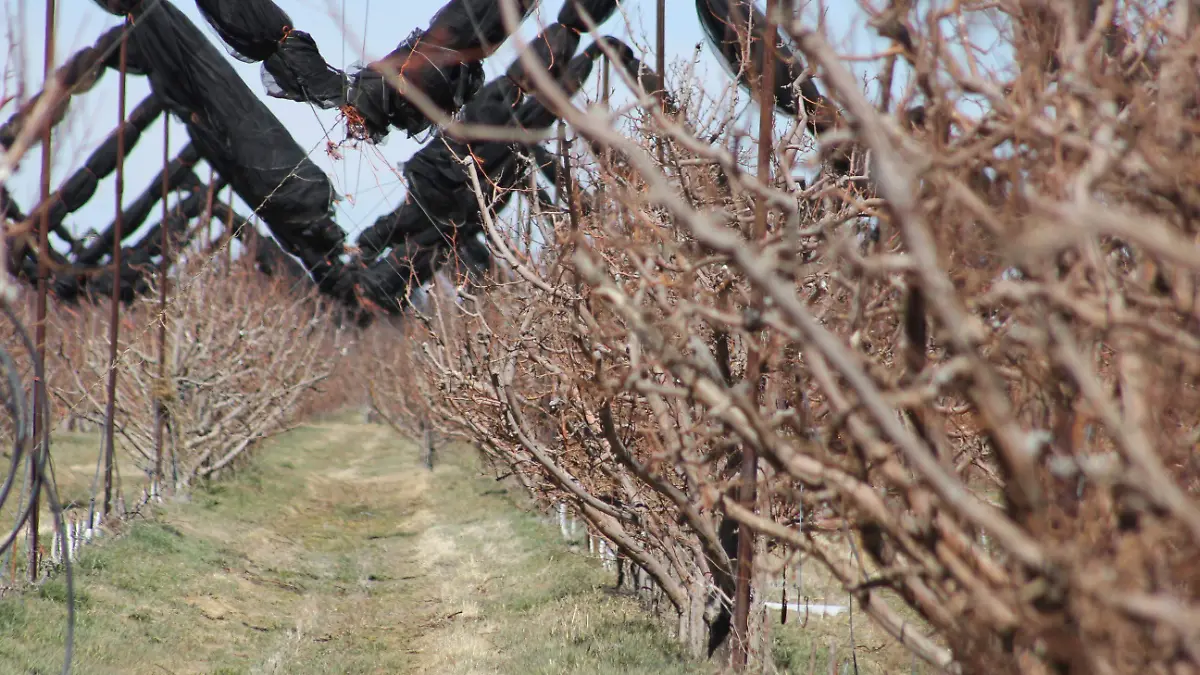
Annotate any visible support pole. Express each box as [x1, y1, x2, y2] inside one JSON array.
[[102, 27, 128, 518], [28, 0, 58, 582], [224, 186, 234, 271], [655, 0, 666, 165], [153, 114, 169, 487], [731, 0, 778, 668]]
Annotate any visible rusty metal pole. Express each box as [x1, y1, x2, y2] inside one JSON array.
[[224, 186, 234, 271], [28, 0, 58, 582], [102, 27, 129, 518], [153, 114, 169, 487], [731, 0, 778, 668], [655, 0, 666, 165]]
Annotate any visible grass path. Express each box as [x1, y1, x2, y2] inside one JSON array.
[[0, 419, 695, 674]]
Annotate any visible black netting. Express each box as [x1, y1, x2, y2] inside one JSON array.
[[1, 185, 26, 223], [209, 201, 310, 282], [696, 0, 827, 128], [6, 0, 664, 316], [193, 0, 293, 62], [0, 25, 131, 150], [53, 177, 220, 303], [424, 0, 538, 54], [120, 1, 344, 274], [73, 144, 201, 266], [506, 23, 582, 92], [351, 39, 646, 293], [185, 0, 539, 142], [261, 31, 347, 109], [35, 95, 164, 252], [558, 0, 621, 32]]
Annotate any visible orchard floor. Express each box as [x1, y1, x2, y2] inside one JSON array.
[[0, 418, 700, 674]]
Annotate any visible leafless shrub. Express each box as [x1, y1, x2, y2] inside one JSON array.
[[56, 260, 339, 486]]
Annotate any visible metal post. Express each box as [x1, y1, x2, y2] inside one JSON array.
[[202, 169, 215, 253], [153, 116, 169, 486], [731, 0, 778, 668], [655, 0, 666, 165], [28, 0, 57, 582], [224, 186, 234, 271], [102, 28, 129, 518]]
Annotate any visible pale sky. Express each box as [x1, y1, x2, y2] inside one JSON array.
[[0, 0, 974, 253]]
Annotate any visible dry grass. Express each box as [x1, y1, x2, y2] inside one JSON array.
[[0, 417, 699, 674]]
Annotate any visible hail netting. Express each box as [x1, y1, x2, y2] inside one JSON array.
[[28, 95, 164, 258], [353, 35, 664, 310], [53, 175, 226, 304], [695, 0, 829, 131], [352, 0, 628, 266], [72, 145, 202, 267], [0, 25, 140, 250], [190, 0, 538, 141], [105, 1, 350, 299], [0, 25, 129, 150], [346, 0, 535, 140]]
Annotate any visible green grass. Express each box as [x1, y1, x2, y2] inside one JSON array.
[[0, 418, 699, 674]]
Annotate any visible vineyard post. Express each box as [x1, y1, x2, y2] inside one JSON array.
[[655, 0, 665, 165], [28, 0, 58, 580], [224, 185, 235, 270], [732, 0, 779, 667], [153, 113, 169, 488], [102, 26, 129, 518]]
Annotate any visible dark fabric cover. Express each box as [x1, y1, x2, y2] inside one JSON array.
[[424, 0, 538, 53], [188, 0, 536, 141], [351, 39, 634, 300], [193, 0, 349, 111], [1, 186, 26, 223], [193, 0, 293, 62], [355, 78, 524, 262], [453, 234, 493, 279], [210, 202, 311, 282], [53, 177, 218, 303], [695, 0, 827, 129], [123, 0, 345, 287], [347, 0, 536, 139], [32, 95, 164, 252], [0, 25, 129, 149], [506, 23, 581, 92], [261, 31, 347, 109], [558, 0, 621, 32], [94, 1, 142, 13], [73, 144, 202, 266]]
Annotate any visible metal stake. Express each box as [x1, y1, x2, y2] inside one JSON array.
[[102, 27, 129, 518], [28, 0, 58, 582], [731, 0, 778, 668], [153, 115, 169, 486]]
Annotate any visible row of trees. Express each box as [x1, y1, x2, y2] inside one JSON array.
[[364, 1, 1200, 673]]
